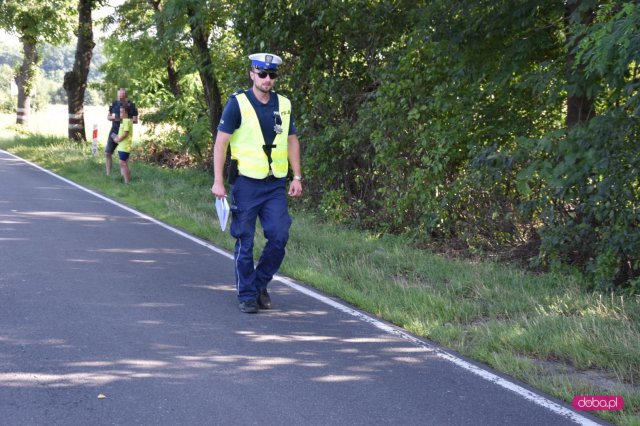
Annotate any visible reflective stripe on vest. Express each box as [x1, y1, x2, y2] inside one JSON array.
[[230, 92, 291, 179]]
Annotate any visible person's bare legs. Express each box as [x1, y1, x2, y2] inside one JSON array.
[[119, 159, 131, 183], [106, 153, 113, 175]]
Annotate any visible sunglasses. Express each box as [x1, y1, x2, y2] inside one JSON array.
[[254, 70, 278, 79]]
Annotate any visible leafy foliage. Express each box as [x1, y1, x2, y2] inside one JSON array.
[[0, 0, 76, 94], [0, 0, 75, 45], [529, 2, 640, 290], [0, 64, 15, 112], [102, 0, 244, 160], [0, 40, 21, 68]]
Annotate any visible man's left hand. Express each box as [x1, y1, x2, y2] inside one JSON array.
[[288, 180, 302, 197]]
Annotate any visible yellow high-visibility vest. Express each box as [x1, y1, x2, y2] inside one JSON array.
[[230, 92, 291, 179]]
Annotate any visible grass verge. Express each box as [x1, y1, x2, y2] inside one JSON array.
[[1, 129, 638, 425]]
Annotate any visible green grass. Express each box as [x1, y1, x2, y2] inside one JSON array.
[[1, 126, 639, 425]]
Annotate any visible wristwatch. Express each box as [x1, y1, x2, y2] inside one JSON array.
[[293, 175, 303, 182]]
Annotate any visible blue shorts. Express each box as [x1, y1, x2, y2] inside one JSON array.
[[118, 151, 130, 161]]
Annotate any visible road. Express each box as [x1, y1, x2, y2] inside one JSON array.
[[0, 149, 607, 425]]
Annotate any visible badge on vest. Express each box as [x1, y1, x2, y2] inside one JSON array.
[[274, 112, 283, 134]]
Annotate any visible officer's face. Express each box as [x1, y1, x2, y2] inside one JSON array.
[[251, 68, 277, 93]]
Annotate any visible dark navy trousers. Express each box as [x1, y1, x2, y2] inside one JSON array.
[[230, 175, 292, 302]]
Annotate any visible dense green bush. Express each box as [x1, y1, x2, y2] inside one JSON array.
[[229, 0, 639, 290], [529, 3, 640, 290]]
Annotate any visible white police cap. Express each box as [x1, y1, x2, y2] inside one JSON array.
[[249, 53, 282, 70]]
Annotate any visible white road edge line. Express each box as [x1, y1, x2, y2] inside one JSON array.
[[2, 149, 602, 426]]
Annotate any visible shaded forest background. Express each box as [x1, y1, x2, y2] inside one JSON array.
[[2, 0, 639, 291]]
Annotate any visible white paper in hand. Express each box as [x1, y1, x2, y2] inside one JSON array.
[[215, 197, 230, 231]]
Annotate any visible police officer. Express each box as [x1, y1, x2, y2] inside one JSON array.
[[211, 53, 303, 313], [105, 88, 138, 176]]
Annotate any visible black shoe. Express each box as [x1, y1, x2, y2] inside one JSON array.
[[238, 299, 259, 313], [257, 288, 272, 309]]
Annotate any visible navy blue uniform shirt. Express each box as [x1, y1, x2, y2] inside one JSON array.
[[108, 100, 138, 133], [218, 89, 296, 145]]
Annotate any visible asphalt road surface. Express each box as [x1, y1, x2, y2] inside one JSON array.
[[0, 150, 608, 426]]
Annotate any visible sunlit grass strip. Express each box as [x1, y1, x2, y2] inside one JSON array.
[[1, 131, 638, 425]]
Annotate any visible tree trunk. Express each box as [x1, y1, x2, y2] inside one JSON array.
[[565, 0, 595, 129], [148, 0, 182, 99], [186, 5, 222, 137], [166, 57, 182, 99], [15, 36, 38, 125], [63, 0, 95, 142]]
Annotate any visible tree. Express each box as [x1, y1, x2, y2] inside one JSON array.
[[102, 0, 241, 161], [0, 40, 21, 68], [148, 0, 182, 99], [64, 0, 100, 142], [0, 64, 16, 112], [565, 0, 597, 129], [533, 1, 640, 288], [233, 0, 415, 215], [185, 0, 223, 139], [0, 0, 75, 124]]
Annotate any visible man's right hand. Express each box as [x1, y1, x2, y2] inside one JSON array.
[[211, 181, 226, 199]]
